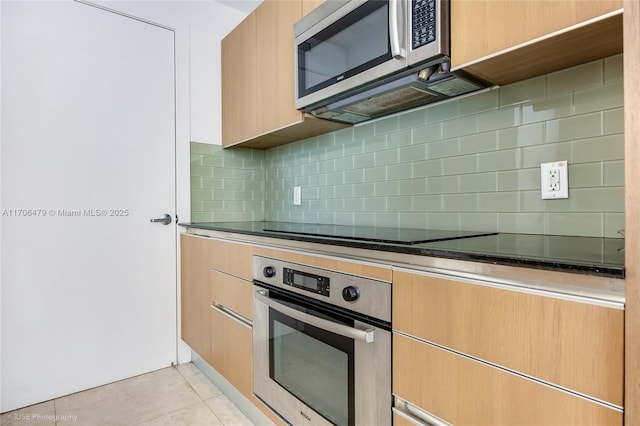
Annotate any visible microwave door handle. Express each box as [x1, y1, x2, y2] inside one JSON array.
[[389, 0, 405, 58], [255, 289, 375, 343]]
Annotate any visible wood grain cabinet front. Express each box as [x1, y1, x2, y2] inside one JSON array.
[[208, 238, 254, 390], [209, 302, 253, 399], [221, 0, 348, 149], [392, 269, 624, 424], [180, 234, 213, 362], [451, 0, 623, 85], [393, 333, 622, 426]]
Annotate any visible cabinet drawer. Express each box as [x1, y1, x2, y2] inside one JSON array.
[[208, 238, 253, 281], [210, 306, 253, 399], [392, 270, 624, 406], [393, 333, 622, 426], [211, 269, 252, 320]]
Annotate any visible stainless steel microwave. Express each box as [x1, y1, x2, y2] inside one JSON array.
[[294, 0, 488, 124]]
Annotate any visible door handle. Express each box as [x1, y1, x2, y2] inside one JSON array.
[[150, 214, 172, 225]]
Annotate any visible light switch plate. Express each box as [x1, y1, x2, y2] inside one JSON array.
[[540, 161, 569, 199]]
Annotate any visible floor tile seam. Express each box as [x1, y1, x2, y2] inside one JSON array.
[[203, 396, 230, 426], [174, 365, 224, 402]]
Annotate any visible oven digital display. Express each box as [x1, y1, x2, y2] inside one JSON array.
[[293, 273, 316, 290], [283, 268, 330, 297]]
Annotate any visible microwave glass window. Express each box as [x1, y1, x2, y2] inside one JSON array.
[[270, 309, 355, 426], [299, 1, 390, 97]]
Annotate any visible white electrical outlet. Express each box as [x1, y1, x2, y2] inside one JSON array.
[[293, 186, 302, 205], [540, 161, 569, 199]]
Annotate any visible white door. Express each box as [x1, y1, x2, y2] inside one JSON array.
[[1, 1, 177, 412]]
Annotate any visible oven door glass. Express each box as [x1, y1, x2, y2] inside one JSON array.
[[297, 0, 391, 99], [269, 298, 355, 426]]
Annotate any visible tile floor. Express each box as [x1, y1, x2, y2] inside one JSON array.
[[0, 363, 256, 426]]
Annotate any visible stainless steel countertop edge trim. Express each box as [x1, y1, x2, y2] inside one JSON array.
[[392, 265, 625, 309], [393, 330, 624, 413]]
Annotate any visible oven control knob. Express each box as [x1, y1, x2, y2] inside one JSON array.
[[263, 266, 276, 278], [342, 286, 360, 302]]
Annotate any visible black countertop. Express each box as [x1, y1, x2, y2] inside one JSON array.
[[180, 221, 625, 278]]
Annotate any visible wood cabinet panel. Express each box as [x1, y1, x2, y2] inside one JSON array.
[[252, 246, 392, 282], [210, 307, 253, 399], [452, 0, 622, 67], [256, 0, 303, 134], [625, 1, 640, 423], [302, 0, 324, 16], [393, 270, 624, 406], [211, 269, 253, 320], [180, 234, 212, 361], [393, 333, 622, 426], [451, 0, 623, 85], [221, 12, 257, 145], [208, 238, 253, 281]]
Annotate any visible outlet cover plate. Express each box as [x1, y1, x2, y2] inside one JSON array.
[[541, 161, 569, 199], [293, 186, 302, 205]]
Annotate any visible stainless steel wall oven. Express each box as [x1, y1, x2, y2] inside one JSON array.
[[252, 255, 391, 426]]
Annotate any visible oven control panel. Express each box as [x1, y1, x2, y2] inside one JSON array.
[[282, 267, 330, 297], [253, 255, 391, 322]]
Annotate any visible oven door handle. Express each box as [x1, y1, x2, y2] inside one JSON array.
[[255, 290, 375, 343]]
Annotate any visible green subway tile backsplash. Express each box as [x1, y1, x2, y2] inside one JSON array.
[[191, 55, 625, 237], [190, 143, 265, 222]]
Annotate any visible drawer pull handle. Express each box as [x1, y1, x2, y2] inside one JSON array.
[[393, 397, 451, 426], [210, 302, 252, 329]]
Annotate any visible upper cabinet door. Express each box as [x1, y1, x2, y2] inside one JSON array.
[[221, 12, 258, 145], [255, 0, 303, 135], [221, 0, 349, 148], [451, 0, 623, 85], [302, 0, 324, 16]]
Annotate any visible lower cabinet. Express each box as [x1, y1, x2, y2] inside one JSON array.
[[209, 267, 254, 399], [393, 333, 622, 425], [209, 303, 253, 399], [180, 234, 212, 362], [181, 234, 284, 424], [392, 268, 624, 425]]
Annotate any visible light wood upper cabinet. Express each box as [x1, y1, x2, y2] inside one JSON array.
[[393, 270, 624, 407], [302, 0, 324, 16], [255, 0, 302, 135], [451, 0, 623, 85], [221, 0, 349, 149], [221, 12, 257, 146]]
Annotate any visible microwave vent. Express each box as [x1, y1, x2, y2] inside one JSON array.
[[427, 75, 486, 97], [342, 85, 440, 117]]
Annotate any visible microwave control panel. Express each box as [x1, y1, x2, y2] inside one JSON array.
[[412, 0, 437, 49]]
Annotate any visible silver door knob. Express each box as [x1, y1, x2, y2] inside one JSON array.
[[150, 214, 172, 225]]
